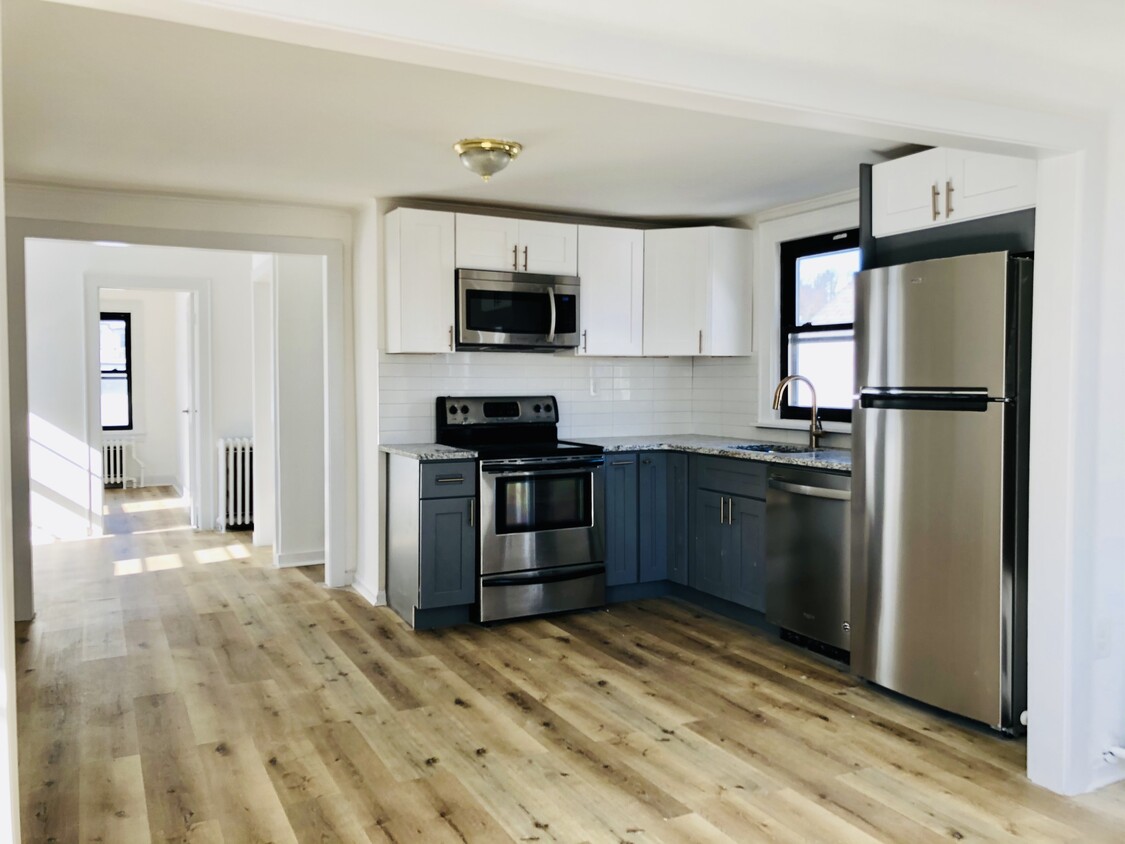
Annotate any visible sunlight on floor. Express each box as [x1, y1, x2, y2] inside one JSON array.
[[113, 553, 185, 575], [116, 496, 186, 514]]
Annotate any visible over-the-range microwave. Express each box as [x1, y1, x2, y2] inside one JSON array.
[[456, 268, 580, 351]]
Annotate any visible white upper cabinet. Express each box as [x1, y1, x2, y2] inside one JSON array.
[[871, 147, 1037, 237], [576, 225, 644, 356], [384, 208, 456, 354], [454, 213, 577, 275], [643, 227, 752, 357]]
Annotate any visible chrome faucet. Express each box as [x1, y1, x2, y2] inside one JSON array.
[[772, 375, 825, 450]]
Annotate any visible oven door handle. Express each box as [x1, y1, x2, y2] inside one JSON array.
[[482, 459, 604, 475], [481, 563, 605, 588], [546, 285, 557, 343]]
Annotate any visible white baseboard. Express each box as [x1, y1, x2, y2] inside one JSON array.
[[274, 549, 324, 568], [351, 576, 384, 606], [142, 474, 178, 488]]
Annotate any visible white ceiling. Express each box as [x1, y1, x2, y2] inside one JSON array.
[[2, 0, 902, 218]]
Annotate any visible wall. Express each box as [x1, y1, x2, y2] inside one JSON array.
[[99, 289, 182, 487], [273, 253, 326, 566], [250, 255, 276, 546], [174, 292, 193, 501]]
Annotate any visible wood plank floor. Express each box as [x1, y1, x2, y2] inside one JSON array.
[[17, 486, 1125, 842]]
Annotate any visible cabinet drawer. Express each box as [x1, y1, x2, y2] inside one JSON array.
[[693, 455, 766, 500], [420, 461, 477, 498]]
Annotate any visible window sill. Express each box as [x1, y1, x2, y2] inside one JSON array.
[[755, 417, 851, 435]]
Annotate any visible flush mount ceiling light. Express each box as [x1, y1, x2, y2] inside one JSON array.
[[453, 138, 522, 182]]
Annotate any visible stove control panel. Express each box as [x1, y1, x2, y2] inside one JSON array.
[[437, 395, 559, 426]]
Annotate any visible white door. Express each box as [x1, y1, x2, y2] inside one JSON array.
[[643, 228, 706, 356], [577, 225, 643, 356], [173, 291, 199, 527], [870, 147, 947, 237], [454, 213, 520, 271], [518, 220, 578, 275], [945, 149, 1037, 224]]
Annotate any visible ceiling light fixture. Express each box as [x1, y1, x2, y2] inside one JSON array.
[[453, 138, 522, 182]]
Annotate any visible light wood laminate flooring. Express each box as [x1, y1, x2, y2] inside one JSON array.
[[17, 486, 1125, 842]]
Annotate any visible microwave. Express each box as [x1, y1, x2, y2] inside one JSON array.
[[456, 268, 580, 351]]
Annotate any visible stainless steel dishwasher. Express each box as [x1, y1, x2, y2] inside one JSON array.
[[766, 466, 851, 652]]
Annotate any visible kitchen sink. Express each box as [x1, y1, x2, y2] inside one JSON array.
[[728, 442, 814, 454]]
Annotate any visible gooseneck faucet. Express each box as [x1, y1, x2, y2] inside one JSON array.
[[772, 375, 824, 450]]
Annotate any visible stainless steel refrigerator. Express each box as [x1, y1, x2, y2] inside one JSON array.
[[851, 250, 1032, 734]]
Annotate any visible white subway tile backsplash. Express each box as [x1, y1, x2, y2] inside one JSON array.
[[376, 349, 847, 446]]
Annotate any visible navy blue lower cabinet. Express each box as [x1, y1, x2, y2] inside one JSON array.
[[639, 453, 688, 584], [418, 497, 476, 608], [690, 490, 727, 596], [604, 453, 640, 586], [726, 495, 766, 612]]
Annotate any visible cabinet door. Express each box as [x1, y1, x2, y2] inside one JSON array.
[[385, 209, 456, 353], [726, 495, 766, 612], [604, 453, 639, 587], [455, 213, 520, 271], [640, 452, 689, 585], [945, 149, 1036, 224], [870, 148, 947, 237], [577, 225, 644, 356], [690, 490, 726, 597], [643, 228, 706, 356], [703, 227, 753, 356], [418, 497, 476, 608], [519, 220, 578, 275]]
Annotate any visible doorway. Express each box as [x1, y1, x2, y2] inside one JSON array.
[[9, 229, 346, 624]]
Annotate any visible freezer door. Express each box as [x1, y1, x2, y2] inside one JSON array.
[[855, 252, 1011, 397], [852, 400, 1010, 728]]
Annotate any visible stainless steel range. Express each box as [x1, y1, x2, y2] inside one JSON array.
[[435, 396, 606, 622]]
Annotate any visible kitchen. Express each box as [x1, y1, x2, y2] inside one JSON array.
[[4, 0, 1125, 839], [381, 150, 1034, 737]]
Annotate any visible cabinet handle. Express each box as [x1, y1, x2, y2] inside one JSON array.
[[931, 183, 940, 221], [719, 496, 726, 525], [698, 329, 703, 354], [469, 499, 475, 527], [582, 329, 588, 353], [435, 476, 464, 484], [945, 178, 954, 217], [610, 459, 633, 466], [523, 246, 528, 272], [448, 325, 454, 351], [512, 244, 519, 270]]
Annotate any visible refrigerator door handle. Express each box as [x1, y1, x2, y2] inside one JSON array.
[[858, 387, 993, 412]]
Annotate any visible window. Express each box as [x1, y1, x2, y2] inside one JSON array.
[[100, 312, 133, 430], [778, 228, 861, 424]]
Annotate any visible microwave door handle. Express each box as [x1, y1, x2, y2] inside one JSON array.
[[546, 286, 557, 342]]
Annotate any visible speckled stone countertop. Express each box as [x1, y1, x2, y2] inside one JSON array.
[[572, 434, 852, 472], [379, 443, 476, 461], [381, 435, 850, 472]]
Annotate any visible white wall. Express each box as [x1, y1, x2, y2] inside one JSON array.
[[251, 255, 276, 546], [99, 289, 182, 487], [273, 253, 326, 566], [23, 240, 254, 540]]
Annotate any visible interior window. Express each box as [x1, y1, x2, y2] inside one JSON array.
[[778, 229, 860, 423], [100, 312, 133, 430]]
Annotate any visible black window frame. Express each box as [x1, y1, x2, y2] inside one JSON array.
[[100, 311, 134, 431], [777, 228, 860, 425]]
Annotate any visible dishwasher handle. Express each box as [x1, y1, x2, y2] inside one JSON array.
[[768, 478, 850, 501]]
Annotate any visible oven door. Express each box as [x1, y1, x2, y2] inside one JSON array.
[[479, 457, 605, 575], [457, 274, 580, 349]]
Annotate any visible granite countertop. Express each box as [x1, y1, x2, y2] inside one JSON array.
[[381, 435, 850, 472], [572, 434, 851, 472], [379, 443, 476, 461]]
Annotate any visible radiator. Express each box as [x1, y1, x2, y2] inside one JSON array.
[[217, 438, 254, 531], [103, 439, 143, 488]]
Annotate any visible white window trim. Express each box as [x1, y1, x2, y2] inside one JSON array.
[[753, 192, 859, 434]]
